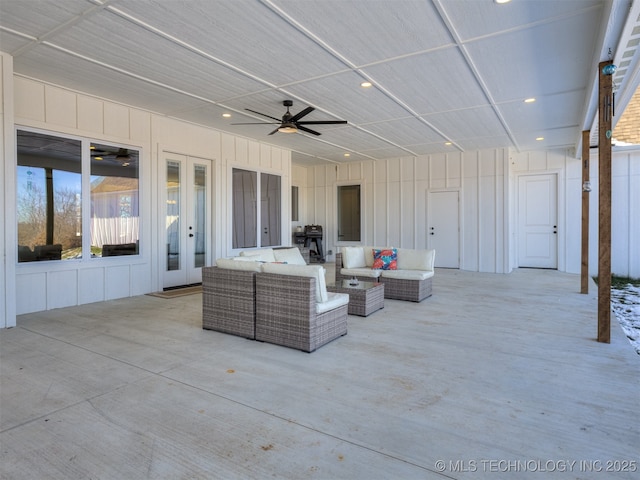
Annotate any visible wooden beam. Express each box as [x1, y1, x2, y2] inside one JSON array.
[[597, 61, 612, 343], [581, 130, 590, 294]]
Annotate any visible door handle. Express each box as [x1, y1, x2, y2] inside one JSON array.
[[430, 227, 435, 235], [189, 233, 194, 238]]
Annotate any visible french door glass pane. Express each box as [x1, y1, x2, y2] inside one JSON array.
[[167, 161, 180, 271], [193, 164, 206, 268]]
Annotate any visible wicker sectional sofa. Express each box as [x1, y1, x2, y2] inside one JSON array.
[[335, 246, 435, 302], [202, 248, 349, 352]]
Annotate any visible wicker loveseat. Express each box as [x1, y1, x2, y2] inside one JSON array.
[[202, 247, 307, 339], [335, 246, 435, 302], [255, 263, 349, 352], [203, 247, 348, 352]]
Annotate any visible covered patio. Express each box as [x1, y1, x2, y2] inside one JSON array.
[[1, 268, 638, 479]]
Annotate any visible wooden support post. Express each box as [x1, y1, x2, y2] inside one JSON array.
[[597, 61, 612, 343], [580, 131, 590, 294]]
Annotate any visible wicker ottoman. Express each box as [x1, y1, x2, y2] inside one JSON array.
[[327, 280, 384, 317]]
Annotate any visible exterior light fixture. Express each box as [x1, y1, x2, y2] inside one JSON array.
[[278, 123, 298, 133], [582, 181, 592, 192]]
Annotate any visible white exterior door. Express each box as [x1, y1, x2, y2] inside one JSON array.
[[518, 174, 558, 268], [164, 153, 212, 288], [428, 190, 460, 268]]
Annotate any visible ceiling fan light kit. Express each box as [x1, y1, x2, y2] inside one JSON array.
[[232, 100, 347, 136]]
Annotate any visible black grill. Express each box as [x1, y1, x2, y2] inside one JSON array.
[[303, 225, 324, 262]]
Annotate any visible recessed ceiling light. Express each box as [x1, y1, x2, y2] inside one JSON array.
[[495, 0, 511, 4], [360, 81, 372, 88], [524, 98, 536, 103], [222, 113, 231, 118], [445, 142, 452, 146], [344, 153, 351, 157], [536, 137, 544, 141]]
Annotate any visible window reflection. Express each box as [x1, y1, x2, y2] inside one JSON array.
[[17, 131, 82, 262], [90, 143, 140, 257]]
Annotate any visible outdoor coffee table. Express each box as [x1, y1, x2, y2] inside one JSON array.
[[327, 280, 384, 316]]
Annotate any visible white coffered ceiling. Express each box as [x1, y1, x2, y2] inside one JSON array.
[[0, 0, 638, 165]]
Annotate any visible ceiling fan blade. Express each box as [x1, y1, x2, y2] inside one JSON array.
[[245, 108, 282, 122], [297, 120, 348, 125], [268, 127, 281, 135], [289, 106, 315, 123], [297, 125, 321, 136], [231, 122, 280, 125]]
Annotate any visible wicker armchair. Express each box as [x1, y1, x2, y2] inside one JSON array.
[[255, 271, 348, 352], [202, 266, 257, 339]]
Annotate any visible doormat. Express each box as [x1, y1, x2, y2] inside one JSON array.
[[147, 285, 202, 299]]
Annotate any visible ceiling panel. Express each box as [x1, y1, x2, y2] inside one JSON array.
[[466, 9, 602, 102], [112, 0, 348, 86], [442, 0, 603, 42], [48, 11, 270, 104], [14, 46, 209, 114], [270, 0, 454, 66], [360, 117, 444, 146], [422, 106, 505, 140], [0, 0, 635, 165], [0, 0, 90, 38], [362, 47, 489, 115], [499, 90, 586, 133]]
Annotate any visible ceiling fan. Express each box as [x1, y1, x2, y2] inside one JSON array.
[[91, 147, 135, 166], [232, 100, 347, 136]]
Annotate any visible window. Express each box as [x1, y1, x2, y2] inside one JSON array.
[[337, 184, 361, 242], [232, 168, 281, 249], [291, 186, 299, 221], [90, 143, 140, 257], [16, 129, 140, 262]]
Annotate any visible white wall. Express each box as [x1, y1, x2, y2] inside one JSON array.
[[305, 146, 639, 278], [1, 53, 17, 328], [305, 149, 510, 272], [4, 71, 290, 321]]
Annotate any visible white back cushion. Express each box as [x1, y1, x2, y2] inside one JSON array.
[[239, 248, 276, 263], [342, 246, 366, 268], [396, 248, 436, 271], [216, 257, 262, 272], [261, 263, 328, 303], [273, 247, 306, 265]]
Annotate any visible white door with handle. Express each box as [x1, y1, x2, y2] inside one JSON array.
[[427, 190, 460, 268], [164, 152, 212, 288], [517, 174, 557, 268]]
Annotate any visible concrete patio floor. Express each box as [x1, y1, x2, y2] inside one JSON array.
[[1, 268, 638, 479]]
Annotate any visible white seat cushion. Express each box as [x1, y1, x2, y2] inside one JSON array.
[[316, 292, 349, 314], [380, 269, 434, 281], [340, 267, 381, 279], [261, 263, 328, 303], [273, 247, 306, 265]]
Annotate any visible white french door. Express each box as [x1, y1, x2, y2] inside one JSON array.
[[164, 153, 212, 288], [517, 174, 558, 269], [427, 190, 460, 268]]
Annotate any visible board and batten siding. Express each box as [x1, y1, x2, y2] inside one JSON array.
[[304, 147, 639, 278], [6, 74, 290, 322], [305, 149, 510, 273]]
